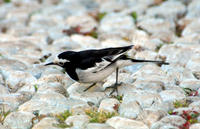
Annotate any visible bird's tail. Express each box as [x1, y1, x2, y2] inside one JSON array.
[[130, 59, 169, 65]]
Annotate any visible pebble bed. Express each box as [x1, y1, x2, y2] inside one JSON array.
[[0, 0, 200, 129]]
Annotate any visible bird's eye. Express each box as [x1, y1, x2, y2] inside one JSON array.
[[58, 62, 64, 66]]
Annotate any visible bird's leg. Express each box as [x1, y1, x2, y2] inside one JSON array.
[[109, 68, 119, 95], [105, 68, 122, 95], [84, 83, 96, 92]]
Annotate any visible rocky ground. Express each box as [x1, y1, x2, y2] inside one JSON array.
[[0, 0, 200, 129]]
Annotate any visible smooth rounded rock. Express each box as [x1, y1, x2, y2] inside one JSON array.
[[107, 116, 149, 129], [86, 123, 114, 129], [65, 115, 89, 129], [159, 90, 186, 103], [4, 111, 35, 129], [32, 117, 59, 129], [190, 123, 200, 129], [98, 98, 120, 113]]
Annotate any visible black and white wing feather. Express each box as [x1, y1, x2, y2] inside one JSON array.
[[77, 45, 133, 71]]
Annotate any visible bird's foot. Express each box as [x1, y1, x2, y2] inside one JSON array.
[[105, 82, 122, 96]]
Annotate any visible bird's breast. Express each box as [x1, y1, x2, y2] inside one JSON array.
[[75, 64, 116, 83]]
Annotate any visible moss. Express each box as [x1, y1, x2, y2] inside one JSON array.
[[55, 110, 72, 123], [0, 108, 10, 123], [85, 108, 118, 123], [34, 84, 38, 92], [53, 123, 73, 128], [130, 11, 137, 21], [4, 0, 11, 3], [114, 95, 123, 103], [89, 31, 98, 39], [53, 110, 72, 128], [97, 12, 107, 21], [173, 100, 189, 108], [155, 44, 163, 52], [183, 88, 198, 96]]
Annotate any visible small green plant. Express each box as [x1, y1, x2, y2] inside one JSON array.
[[114, 95, 123, 103], [34, 85, 38, 92], [53, 110, 72, 128], [53, 122, 73, 128], [4, 0, 11, 3], [155, 44, 163, 52], [168, 110, 177, 115], [179, 110, 199, 129], [85, 108, 118, 123], [183, 88, 198, 96], [97, 12, 107, 21], [173, 100, 190, 108], [55, 110, 72, 122], [130, 11, 137, 21], [0, 107, 10, 123]]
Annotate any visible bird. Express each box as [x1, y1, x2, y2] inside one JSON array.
[[45, 45, 169, 95]]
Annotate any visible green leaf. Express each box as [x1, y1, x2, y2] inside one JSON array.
[[97, 12, 107, 21], [131, 11, 137, 21], [4, 0, 11, 3]]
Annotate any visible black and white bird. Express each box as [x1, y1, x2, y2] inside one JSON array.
[[45, 45, 169, 95]]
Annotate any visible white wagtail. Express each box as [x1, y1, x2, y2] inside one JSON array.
[[45, 45, 169, 95]]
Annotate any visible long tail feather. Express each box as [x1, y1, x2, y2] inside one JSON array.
[[130, 59, 169, 65]]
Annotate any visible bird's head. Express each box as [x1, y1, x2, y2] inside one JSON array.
[[45, 51, 76, 67]]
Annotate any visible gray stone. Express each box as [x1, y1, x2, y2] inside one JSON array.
[[151, 121, 179, 129], [19, 92, 88, 115], [189, 100, 200, 111], [124, 90, 163, 109], [4, 111, 35, 129], [186, 56, 200, 73], [0, 59, 27, 71], [186, 0, 200, 19], [32, 117, 59, 129], [38, 74, 74, 90], [67, 82, 107, 106], [98, 98, 120, 113], [146, 1, 186, 21], [99, 13, 135, 36], [190, 124, 200, 129], [159, 90, 186, 103], [65, 115, 89, 129], [159, 115, 186, 127], [99, 0, 126, 13], [182, 19, 200, 36], [37, 82, 68, 97], [180, 79, 200, 90], [0, 92, 32, 112], [138, 109, 167, 127], [65, 14, 98, 33], [134, 80, 165, 93], [3, 70, 37, 92], [107, 116, 149, 129], [137, 18, 175, 35], [70, 35, 100, 49], [0, 124, 9, 129], [0, 84, 9, 94], [119, 100, 142, 119], [52, 36, 81, 50], [86, 123, 114, 129]]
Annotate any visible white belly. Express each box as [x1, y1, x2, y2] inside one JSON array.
[[76, 63, 117, 83]]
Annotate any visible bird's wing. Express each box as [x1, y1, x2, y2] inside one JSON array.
[[80, 45, 133, 59], [77, 45, 133, 70]]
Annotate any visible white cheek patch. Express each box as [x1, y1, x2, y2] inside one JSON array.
[[54, 56, 70, 64]]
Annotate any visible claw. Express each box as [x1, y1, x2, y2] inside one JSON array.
[[105, 82, 122, 96]]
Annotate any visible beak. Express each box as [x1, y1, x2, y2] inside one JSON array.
[[44, 62, 64, 67], [44, 62, 57, 66]]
